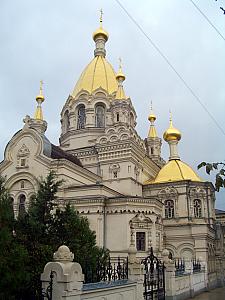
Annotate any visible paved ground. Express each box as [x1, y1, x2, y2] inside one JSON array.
[[188, 287, 225, 299]]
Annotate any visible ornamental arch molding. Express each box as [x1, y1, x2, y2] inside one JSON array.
[[5, 129, 46, 161], [158, 187, 178, 218], [189, 186, 207, 218]]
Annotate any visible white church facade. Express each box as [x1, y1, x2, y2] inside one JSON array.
[[0, 18, 224, 288]]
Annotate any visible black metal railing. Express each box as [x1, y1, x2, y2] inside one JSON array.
[[193, 258, 201, 273], [175, 258, 185, 276], [141, 247, 165, 300], [83, 256, 128, 283], [41, 270, 54, 300]]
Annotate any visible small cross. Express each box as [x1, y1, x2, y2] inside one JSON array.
[[119, 57, 122, 69], [100, 9, 103, 24], [150, 100, 153, 111], [40, 80, 43, 94]]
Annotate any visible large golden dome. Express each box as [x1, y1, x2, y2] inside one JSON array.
[[72, 55, 118, 97], [145, 160, 202, 184]]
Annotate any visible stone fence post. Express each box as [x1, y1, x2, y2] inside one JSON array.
[[162, 249, 176, 300], [128, 245, 145, 300], [41, 245, 84, 300]]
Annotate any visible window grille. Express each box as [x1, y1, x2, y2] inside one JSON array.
[[194, 199, 202, 218], [165, 200, 174, 219], [136, 232, 146, 251], [77, 105, 86, 129]]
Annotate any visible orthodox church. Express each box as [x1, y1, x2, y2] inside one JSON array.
[[0, 17, 223, 285]]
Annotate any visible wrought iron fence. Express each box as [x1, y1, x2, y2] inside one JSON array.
[[193, 258, 201, 273], [83, 256, 128, 283], [141, 247, 165, 300], [175, 258, 185, 276]]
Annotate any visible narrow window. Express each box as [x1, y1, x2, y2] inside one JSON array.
[[136, 232, 146, 251], [77, 105, 86, 129], [116, 113, 120, 122], [21, 159, 26, 167], [130, 112, 134, 127], [165, 200, 174, 219], [194, 199, 202, 218], [113, 171, 118, 178], [21, 180, 25, 189], [95, 105, 105, 128], [128, 165, 131, 173], [18, 194, 26, 215], [150, 147, 154, 155], [64, 110, 70, 131]]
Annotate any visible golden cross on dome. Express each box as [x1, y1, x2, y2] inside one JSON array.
[[169, 110, 173, 126], [150, 100, 153, 111], [100, 9, 103, 25], [119, 57, 122, 68], [40, 80, 43, 95]]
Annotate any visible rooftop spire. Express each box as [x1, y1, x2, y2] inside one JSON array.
[[115, 57, 126, 100], [93, 9, 109, 57], [34, 80, 45, 120], [148, 101, 157, 138]]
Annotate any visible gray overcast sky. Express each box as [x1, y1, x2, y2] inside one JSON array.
[[0, 0, 224, 207]]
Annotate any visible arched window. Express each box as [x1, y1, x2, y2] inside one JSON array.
[[18, 194, 26, 215], [116, 113, 120, 122], [95, 105, 105, 128], [130, 112, 134, 127], [64, 110, 70, 132], [77, 105, 86, 129], [194, 199, 202, 218], [165, 200, 174, 219]]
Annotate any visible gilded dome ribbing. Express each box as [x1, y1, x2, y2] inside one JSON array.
[[144, 160, 202, 184], [72, 56, 118, 97]]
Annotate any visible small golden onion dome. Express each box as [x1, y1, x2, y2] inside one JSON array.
[[116, 70, 125, 81], [163, 119, 181, 142], [36, 94, 45, 102], [93, 27, 109, 42], [148, 113, 156, 123]]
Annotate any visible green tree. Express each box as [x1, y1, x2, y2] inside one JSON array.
[[0, 176, 29, 299], [15, 171, 108, 298], [198, 161, 225, 191]]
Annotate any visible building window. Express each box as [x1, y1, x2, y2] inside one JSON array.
[[136, 232, 146, 251], [150, 147, 154, 155], [113, 171, 118, 178], [21, 180, 25, 189], [18, 194, 26, 215], [128, 165, 131, 173], [194, 199, 202, 218], [95, 105, 105, 128], [77, 105, 86, 129], [116, 113, 120, 122], [20, 158, 26, 167], [165, 200, 174, 219], [64, 110, 70, 131], [130, 112, 134, 127]]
